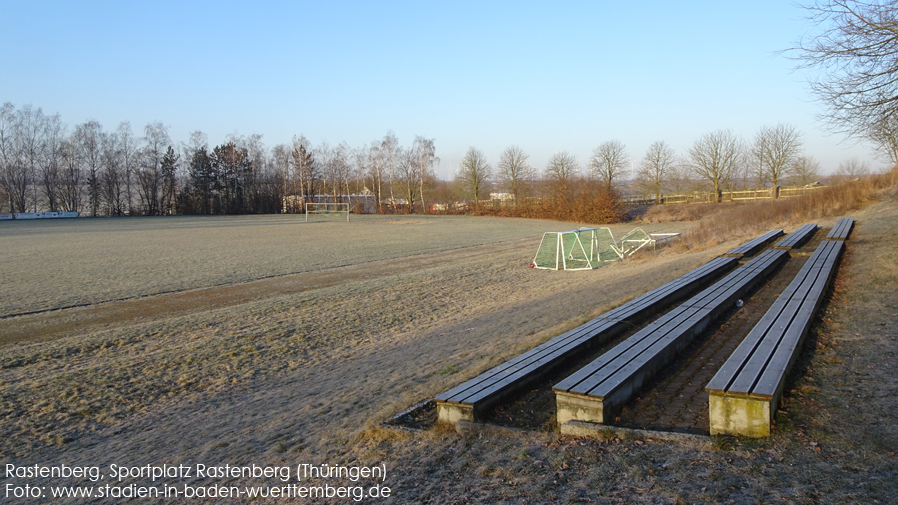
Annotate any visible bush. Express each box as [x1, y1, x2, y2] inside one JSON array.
[[471, 179, 624, 224]]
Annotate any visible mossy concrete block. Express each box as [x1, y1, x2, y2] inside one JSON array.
[[709, 393, 772, 437], [436, 402, 474, 424], [555, 391, 608, 425]]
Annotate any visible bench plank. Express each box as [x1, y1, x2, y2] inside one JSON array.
[[825, 217, 854, 240], [773, 223, 818, 249]]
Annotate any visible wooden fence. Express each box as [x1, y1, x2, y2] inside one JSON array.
[[621, 185, 822, 205]]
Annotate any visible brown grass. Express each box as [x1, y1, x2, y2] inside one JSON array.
[[656, 173, 897, 251]]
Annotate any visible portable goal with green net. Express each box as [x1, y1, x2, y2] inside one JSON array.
[[305, 202, 350, 222], [531, 228, 623, 270]]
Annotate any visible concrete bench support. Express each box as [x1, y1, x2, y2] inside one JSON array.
[[708, 393, 774, 437]]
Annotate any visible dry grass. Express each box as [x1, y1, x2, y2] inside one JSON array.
[[647, 174, 897, 251]]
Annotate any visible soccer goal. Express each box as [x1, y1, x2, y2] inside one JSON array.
[[305, 202, 351, 222], [531, 227, 681, 271], [531, 228, 620, 270]]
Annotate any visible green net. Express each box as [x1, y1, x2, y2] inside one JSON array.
[[531, 227, 672, 271], [532, 227, 632, 270], [595, 227, 623, 263], [560, 231, 592, 270], [619, 228, 652, 256], [533, 232, 562, 269]]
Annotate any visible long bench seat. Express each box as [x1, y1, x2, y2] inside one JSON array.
[[553, 249, 789, 425], [434, 256, 739, 423], [772, 223, 818, 249], [826, 217, 854, 240], [723, 229, 785, 257], [705, 238, 845, 436]]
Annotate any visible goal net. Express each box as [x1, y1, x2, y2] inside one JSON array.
[[305, 202, 350, 222], [531, 228, 622, 270]]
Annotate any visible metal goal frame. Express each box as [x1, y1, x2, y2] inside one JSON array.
[[305, 202, 351, 222]]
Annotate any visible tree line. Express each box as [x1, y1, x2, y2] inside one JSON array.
[[452, 124, 873, 213], [0, 101, 881, 218], [0, 103, 439, 216]]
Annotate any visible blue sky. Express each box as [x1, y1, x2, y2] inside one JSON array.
[[0, 0, 883, 179]]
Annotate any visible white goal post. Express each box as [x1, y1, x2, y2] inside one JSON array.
[[305, 202, 351, 222]]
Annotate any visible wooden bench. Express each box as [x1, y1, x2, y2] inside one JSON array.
[[553, 249, 789, 425], [705, 238, 845, 436], [434, 256, 739, 423], [723, 229, 784, 257], [825, 217, 854, 241], [772, 223, 818, 249]]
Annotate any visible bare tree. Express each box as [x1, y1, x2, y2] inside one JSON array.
[[101, 130, 125, 215], [635, 140, 675, 202], [496, 145, 535, 203], [792, 155, 821, 186], [314, 141, 335, 199], [589, 140, 629, 191], [836, 156, 869, 179], [40, 113, 65, 212], [411, 136, 437, 213], [868, 112, 898, 163], [0, 104, 32, 212], [0, 104, 52, 213], [317, 142, 351, 201], [394, 147, 418, 211], [753, 124, 803, 195], [58, 137, 83, 213], [686, 129, 744, 202], [458, 147, 491, 208], [747, 135, 766, 189], [270, 143, 291, 212], [792, 1, 898, 136], [545, 151, 579, 202], [664, 161, 694, 195], [351, 145, 368, 198], [337, 142, 353, 201], [291, 135, 316, 210], [381, 132, 399, 209], [17, 105, 48, 212], [75, 120, 103, 216], [0, 102, 19, 211], [116, 122, 138, 215], [367, 142, 385, 212], [139, 121, 170, 215]]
